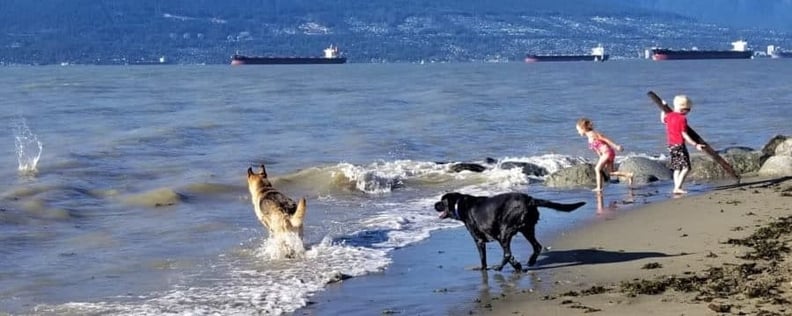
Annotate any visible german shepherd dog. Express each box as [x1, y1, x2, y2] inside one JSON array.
[[246, 165, 307, 242], [434, 192, 585, 272]]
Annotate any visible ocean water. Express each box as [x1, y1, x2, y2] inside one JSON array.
[[0, 60, 790, 315]]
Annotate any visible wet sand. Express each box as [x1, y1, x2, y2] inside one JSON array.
[[484, 176, 792, 316], [295, 177, 792, 316], [297, 185, 663, 315]]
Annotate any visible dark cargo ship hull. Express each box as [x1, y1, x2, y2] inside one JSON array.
[[231, 55, 347, 65], [651, 49, 753, 60], [524, 54, 609, 62]]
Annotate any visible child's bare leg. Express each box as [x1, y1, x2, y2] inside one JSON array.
[[611, 171, 634, 187], [673, 168, 689, 194], [593, 156, 608, 191]]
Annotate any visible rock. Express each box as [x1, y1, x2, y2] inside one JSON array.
[[760, 135, 789, 158], [121, 188, 184, 208], [500, 161, 549, 177], [685, 148, 762, 180], [545, 164, 609, 188], [617, 157, 671, 184], [720, 146, 754, 155], [758, 156, 792, 177], [326, 271, 353, 284], [707, 302, 731, 313], [774, 138, 792, 156], [449, 162, 487, 173], [687, 154, 723, 180], [724, 149, 763, 175]]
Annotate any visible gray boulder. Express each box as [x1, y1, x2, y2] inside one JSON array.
[[687, 149, 761, 180], [499, 161, 549, 177], [724, 150, 763, 175], [449, 162, 487, 173], [617, 156, 671, 184], [774, 138, 792, 156], [761, 135, 789, 160], [720, 146, 755, 155], [758, 156, 792, 177], [687, 154, 724, 180], [545, 164, 609, 188]]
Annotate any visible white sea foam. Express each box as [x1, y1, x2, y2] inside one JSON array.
[[328, 155, 592, 194], [499, 153, 587, 175], [334, 160, 447, 194], [36, 196, 460, 315], [41, 238, 392, 315]]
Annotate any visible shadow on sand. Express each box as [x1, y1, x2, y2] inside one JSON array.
[[714, 175, 792, 190], [529, 248, 679, 271]]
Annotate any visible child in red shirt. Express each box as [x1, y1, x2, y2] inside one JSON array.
[[661, 95, 705, 194]]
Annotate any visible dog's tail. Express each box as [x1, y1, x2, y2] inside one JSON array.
[[289, 197, 307, 229], [533, 199, 586, 212]]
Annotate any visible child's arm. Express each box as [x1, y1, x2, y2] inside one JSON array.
[[660, 111, 667, 123], [681, 131, 705, 151], [595, 132, 624, 151]]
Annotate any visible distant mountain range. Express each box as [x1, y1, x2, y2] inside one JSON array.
[[1, 0, 791, 65]]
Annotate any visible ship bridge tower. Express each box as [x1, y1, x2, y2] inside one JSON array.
[[324, 45, 340, 59], [591, 44, 606, 62], [731, 40, 749, 52]]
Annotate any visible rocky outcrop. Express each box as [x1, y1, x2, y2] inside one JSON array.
[[758, 156, 792, 177], [499, 161, 549, 178], [724, 149, 764, 174], [757, 135, 792, 177], [545, 164, 610, 188], [449, 162, 487, 173], [617, 157, 671, 184], [773, 138, 792, 157], [761, 135, 790, 159], [687, 148, 763, 180]]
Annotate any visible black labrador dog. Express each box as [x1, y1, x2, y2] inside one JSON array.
[[434, 192, 585, 272]]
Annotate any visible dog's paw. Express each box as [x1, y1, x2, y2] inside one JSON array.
[[528, 254, 539, 267]]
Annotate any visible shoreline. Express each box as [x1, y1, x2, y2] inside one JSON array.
[[297, 182, 691, 315], [483, 176, 792, 316]]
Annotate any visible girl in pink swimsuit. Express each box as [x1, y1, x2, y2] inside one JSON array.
[[576, 118, 633, 192]]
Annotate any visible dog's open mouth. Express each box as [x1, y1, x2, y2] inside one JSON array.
[[434, 201, 450, 219]]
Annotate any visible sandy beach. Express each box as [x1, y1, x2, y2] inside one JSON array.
[[480, 176, 792, 316]]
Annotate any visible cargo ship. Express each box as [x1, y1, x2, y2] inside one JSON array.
[[231, 45, 346, 65], [648, 40, 753, 61], [525, 45, 608, 62], [767, 45, 792, 59], [131, 56, 169, 65]]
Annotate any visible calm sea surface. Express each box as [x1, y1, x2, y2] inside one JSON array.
[[1, 60, 790, 315]]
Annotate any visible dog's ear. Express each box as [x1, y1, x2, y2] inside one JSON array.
[[260, 164, 268, 178], [247, 167, 254, 176]]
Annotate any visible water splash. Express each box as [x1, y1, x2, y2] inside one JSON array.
[[12, 117, 43, 174], [257, 232, 306, 260]]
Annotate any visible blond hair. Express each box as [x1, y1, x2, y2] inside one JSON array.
[[576, 118, 594, 131], [673, 95, 692, 111]]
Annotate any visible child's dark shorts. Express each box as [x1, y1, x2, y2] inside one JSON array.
[[668, 144, 691, 170]]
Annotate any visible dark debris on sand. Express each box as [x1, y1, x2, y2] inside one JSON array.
[[549, 214, 792, 315], [616, 215, 792, 313]]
